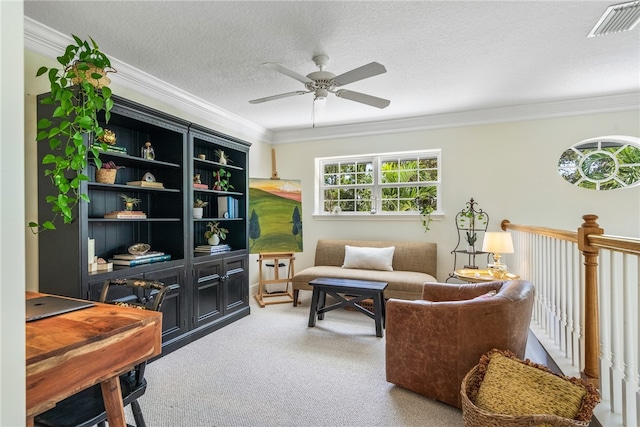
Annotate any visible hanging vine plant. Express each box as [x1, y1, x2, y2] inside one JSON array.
[[29, 35, 115, 233], [415, 195, 436, 232]]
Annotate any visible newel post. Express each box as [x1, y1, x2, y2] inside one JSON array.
[[578, 214, 603, 387]]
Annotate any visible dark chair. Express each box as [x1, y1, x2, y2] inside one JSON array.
[[35, 279, 168, 427]]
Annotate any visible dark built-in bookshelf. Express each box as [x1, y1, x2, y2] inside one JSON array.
[[37, 94, 251, 355]]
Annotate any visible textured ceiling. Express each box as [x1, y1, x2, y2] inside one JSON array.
[[24, 1, 640, 133]]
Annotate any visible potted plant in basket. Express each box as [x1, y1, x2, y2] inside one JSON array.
[[205, 221, 228, 246], [94, 160, 124, 184], [29, 35, 116, 233], [193, 199, 208, 219]]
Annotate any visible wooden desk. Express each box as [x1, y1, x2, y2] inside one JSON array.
[[25, 292, 162, 427]]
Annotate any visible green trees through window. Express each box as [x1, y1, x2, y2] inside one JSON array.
[[318, 150, 440, 215], [558, 136, 640, 190]]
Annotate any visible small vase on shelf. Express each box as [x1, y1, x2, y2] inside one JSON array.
[[141, 141, 155, 160], [207, 234, 220, 246]]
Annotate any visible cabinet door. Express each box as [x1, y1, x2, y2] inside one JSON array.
[[144, 265, 188, 344], [192, 259, 224, 328], [223, 254, 248, 314]]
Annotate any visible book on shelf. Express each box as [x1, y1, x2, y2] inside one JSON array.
[[127, 181, 165, 188], [195, 244, 231, 253], [111, 251, 165, 260], [193, 183, 208, 190], [109, 254, 172, 266], [90, 143, 127, 154], [104, 211, 147, 219], [217, 196, 238, 218]]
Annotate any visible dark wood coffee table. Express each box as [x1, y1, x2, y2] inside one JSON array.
[[307, 277, 388, 337]]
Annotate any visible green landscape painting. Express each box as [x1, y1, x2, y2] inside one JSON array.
[[249, 178, 303, 253]]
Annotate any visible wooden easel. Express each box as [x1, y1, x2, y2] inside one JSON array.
[[271, 148, 280, 180], [255, 252, 295, 307]]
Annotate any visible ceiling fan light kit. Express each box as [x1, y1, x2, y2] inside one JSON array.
[[249, 54, 390, 110]]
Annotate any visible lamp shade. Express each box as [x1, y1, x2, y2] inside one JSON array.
[[482, 232, 514, 254]]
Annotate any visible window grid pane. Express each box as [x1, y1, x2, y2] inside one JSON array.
[[319, 151, 440, 214]]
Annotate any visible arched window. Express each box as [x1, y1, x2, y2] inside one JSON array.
[[558, 136, 640, 190]]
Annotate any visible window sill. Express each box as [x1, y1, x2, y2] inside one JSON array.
[[312, 212, 444, 221]]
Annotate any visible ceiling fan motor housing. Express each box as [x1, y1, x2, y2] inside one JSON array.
[[305, 70, 336, 100]]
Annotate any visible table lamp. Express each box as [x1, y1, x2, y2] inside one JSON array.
[[482, 232, 514, 279]]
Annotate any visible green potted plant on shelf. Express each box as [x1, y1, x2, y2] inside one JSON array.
[[212, 168, 233, 191], [193, 199, 208, 219], [465, 231, 478, 253], [205, 221, 228, 246], [119, 194, 142, 211], [29, 34, 115, 233], [214, 149, 232, 165]]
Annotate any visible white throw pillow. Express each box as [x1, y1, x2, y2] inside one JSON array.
[[342, 245, 395, 271]]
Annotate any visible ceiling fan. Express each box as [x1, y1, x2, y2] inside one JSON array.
[[249, 55, 390, 109]]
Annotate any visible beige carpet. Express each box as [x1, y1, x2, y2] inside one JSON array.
[[134, 293, 464, 426]]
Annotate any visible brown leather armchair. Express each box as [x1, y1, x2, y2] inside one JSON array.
[[385, 279, 535, 408]]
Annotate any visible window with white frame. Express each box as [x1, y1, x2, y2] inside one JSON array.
[[558, 136, 640, 190], [316, 150, 441, 215]]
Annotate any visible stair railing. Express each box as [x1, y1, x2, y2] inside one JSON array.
[[501, 215, 640, 427]]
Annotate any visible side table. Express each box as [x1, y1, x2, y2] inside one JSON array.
[[453, 268, 520, 283]]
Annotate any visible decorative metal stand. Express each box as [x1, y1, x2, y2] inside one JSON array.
[[446, 198, 491, 282]]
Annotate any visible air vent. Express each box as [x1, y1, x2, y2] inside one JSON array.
[[588, 1, 640, 37]]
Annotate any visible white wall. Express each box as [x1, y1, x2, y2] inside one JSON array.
[[275, 111, 640, 282], [2, 1, 25, 425]]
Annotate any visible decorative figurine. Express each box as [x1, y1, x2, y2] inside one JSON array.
[[98, 129, 117, 145], [193, 174, 202, 184], [141, 141, 155, 160]]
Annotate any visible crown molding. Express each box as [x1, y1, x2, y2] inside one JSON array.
[[271, 92, 640, 144], [23, 17, 273, 144], [25, 17, 638, 147]]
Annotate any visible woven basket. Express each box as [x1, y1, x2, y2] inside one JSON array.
[[461, 365, 590, 427], [95, 168, 117, 184], [69, 63, 115, 89]]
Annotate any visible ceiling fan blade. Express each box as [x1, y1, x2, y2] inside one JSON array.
[[249, 91, 310, 104], [263, 62, 314, 84], [335, 89, 390, 109], [333, 62, 387, 86]]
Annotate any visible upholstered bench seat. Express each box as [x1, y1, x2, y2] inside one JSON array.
[[292, 239, 437, 304]]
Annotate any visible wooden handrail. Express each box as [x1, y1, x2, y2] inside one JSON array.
[[501, 219, 577, 242], [589, 234, 640, 256]]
